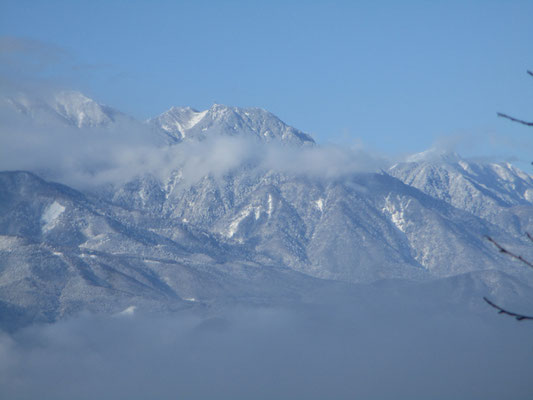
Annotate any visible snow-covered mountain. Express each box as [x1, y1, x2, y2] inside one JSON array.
[[1, 90, 533, 329], [0, 171, 339, 328], [149, 104, 316, 145], [4, 91, 315, 146], [111, 164, 533, 282], [4, 90, 124, 128], [389, 150, 533, 234]]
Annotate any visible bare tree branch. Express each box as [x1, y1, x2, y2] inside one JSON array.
[[484, 235, 533, 320], [483, 297, 533, 321], [486, 235, 533, 269], [496, 113, 533, 126], [485, 70, 533, 321]]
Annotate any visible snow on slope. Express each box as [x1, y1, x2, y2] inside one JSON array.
[[2, 91, 533, 327], [150, 106, 208, 140], [389, 150, 533, 233]]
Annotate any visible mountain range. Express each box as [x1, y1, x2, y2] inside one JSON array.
[[1, 90, 533, 330]]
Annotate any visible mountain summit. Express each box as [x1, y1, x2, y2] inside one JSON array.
[[5, 89, 316, 145], [389, 154, 533, 231], [150, 104, 316, 145], [5, 90, 123, 128]]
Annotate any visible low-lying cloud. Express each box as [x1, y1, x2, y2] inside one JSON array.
[[0, 299, 532, 400]]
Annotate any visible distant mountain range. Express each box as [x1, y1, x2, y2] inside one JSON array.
[[1, 90, 533, 329]]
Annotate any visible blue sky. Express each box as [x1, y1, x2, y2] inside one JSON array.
[[1, 0, 532, 162]]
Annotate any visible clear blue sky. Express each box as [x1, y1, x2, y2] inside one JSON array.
[[1, 0, 532, 161]]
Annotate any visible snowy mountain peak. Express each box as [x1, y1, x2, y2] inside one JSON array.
[[5, 90, 120, 128], [51, 90, 116, 128], [150, 104, 315, 145], [406, 148, 462, 163], [389, 152, 533, 226], [152, 106, 208, 139]]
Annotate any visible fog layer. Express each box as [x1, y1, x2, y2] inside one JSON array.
[[1, 299, 532, 400]]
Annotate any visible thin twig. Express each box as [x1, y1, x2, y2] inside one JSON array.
[[486, 236, 533, 269], [483, 297, 533, 321], [497, 113, 533, 126]]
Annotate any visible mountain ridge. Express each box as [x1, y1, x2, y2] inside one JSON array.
[[1, 90, 533, 329], [3, 90, 316, 146]]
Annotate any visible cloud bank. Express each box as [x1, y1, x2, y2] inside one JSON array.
[[0, 299, 532, 400]]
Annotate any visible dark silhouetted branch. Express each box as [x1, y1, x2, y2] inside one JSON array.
[[484, 234, 533, 321], [496, 113, 533, 126], [486, 235, 533, 269], [483, 297, 533, 321], [485, 70, 532, 321]]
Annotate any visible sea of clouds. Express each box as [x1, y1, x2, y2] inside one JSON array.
[[1, 297, 532, 400]]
